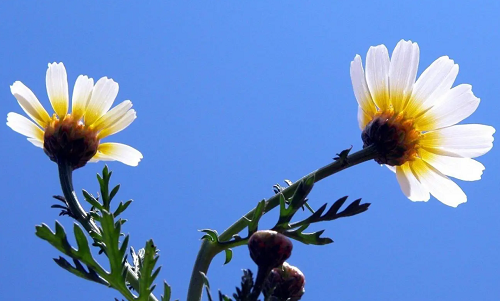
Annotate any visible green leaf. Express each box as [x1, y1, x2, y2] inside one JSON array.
[[247, 200, 266, 235], [200, 271, 210, 289], [324, 196, 348, 218], [275, 175, 315, 228], [82, 189, 103, 210], [73, 223, 91, 255], [218, 291, 232, 301], [223, 248, 233, 265], [137, 239, 160, 300], [284, 227, 333, 245], [200, 229, 219, 242], [162, 281, 172, 301], [113, 200, 133, 217], [109, 184, 120, 202], [53, 256, 108, 285]]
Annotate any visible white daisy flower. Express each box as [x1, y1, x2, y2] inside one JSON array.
[[7, 62, 143, 169], [351, 40, 495, 207]]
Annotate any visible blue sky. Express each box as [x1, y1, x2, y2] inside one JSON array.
[[1, 1, 499, 300]]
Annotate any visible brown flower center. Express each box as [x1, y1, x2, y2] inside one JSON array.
[[43, 115, 99, 170], [361, 109, 421, 166]]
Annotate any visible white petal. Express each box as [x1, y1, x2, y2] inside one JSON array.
[[85, 77, 119, 126], [6, 112, 44, 140], [72, 75, 94, 120], [97, 109, 136, 139], [97, 143, 143, 166], [396, 163, 430, 202], [416, 84, 480, 131], [357, 106, 371, 130], [89, 152, 114, 163], [28, 138, 44, 148], [419, 148, 485, 181], [350, 55, 376, 115], [407, 56, 458, 116], [91, 100, 133, 132], [389, 40, 420, 112], [410, 159, 466, 207], [46, 62, 69, 117], [365, 45, 390, 111], [420, 124, 495, 158], [10, 81, 51, 127], [386, 165, 396, 173]]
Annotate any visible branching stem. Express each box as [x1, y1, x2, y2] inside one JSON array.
[[186, 145, 378, 301], [57, 162, 159, 301]]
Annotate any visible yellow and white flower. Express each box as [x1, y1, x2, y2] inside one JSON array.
[[7, 62, 143, 169], [351, 40, 495, 207]]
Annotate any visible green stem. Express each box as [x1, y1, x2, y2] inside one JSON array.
[[58, 163, 100, 234], [58, 163, 159, 301], [186, 145, 378, 301]]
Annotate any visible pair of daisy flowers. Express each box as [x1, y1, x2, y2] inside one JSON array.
[[7, 40, 495, 207]]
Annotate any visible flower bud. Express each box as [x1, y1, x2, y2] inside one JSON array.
[[248, 230, 293, 269], [263, 262, 305, 301]]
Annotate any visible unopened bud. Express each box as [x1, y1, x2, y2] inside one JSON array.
[[263, 262, 305, 301], [248, 230, 293, 269]]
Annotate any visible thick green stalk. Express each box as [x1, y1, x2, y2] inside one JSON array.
[[186, 145, 378, 301], [58, 163, 159, 301]]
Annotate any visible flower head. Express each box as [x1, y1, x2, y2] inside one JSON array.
[[7, 62, 143, 169], [351, 40, 495, 207]]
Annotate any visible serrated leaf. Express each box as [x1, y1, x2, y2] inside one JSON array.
[[200, 229, 219, 242], [219, 291, 232, 301], [119, 235, 130, 259], [162, 281, 172, 301], [285, 228, 333, 245], [247, 200, 266, 235], [114, 200, 132, 217], [53, 257, 107, 285], [82, 189, 103, 210], [324, 196, 348, 218], [200, 271, 210, 289], [73, 223, 91, 255], [223, 248, 233, 265], [109, 185, 120, 202], [276, 176, 315, 227], [137, 239, 160, 300]]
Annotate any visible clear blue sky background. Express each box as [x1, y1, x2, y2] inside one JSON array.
[[1, 1, 499, 300]]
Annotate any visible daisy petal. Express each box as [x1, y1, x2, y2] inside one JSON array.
[[407, 56, 458, 116], [10, 81, 51, 127], [97, 143, 143, 166], [46, 62, 69, 117], [92, 100, 133, 132], [420, 124, 495, 158], [416, 84, 480, 131], [350, 55, 376, 116], [386, 165, 396, 173], [7, 112, 44, 141], [389, 40, 420, 112], [396, 163, 430, 202], [28, 138, 44, 148], [97, 109, 136, 139], [85, 77, 119, 126], [410, 158, 466, 207], [365, 44, 390, 111], [357, 106, 371, 130], [72, 75, 94, 120], [419, 148, 485, 181], [89, 151, 115, 163]]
